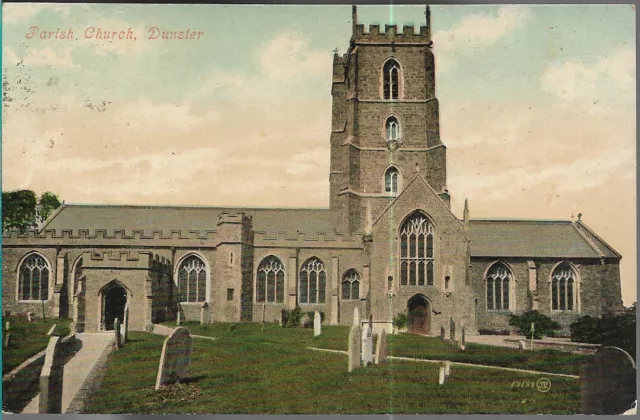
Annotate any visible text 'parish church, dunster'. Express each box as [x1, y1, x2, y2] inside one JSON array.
[[2, 6, 624, 336]]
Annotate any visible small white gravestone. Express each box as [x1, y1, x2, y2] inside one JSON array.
[[39, 336, 63, 413], [313, 311, 321, 337], [176, 310, 181, 326], [444, 360, 451, 377], [155, 327, 193, 390], [123, 303, 130, 343], [27, 312, 35, 322], [460, 326, 466, 351], [3, 321, 11, 348], [438, 365, 446, 385], [348, 323, 362, 372], [362, 323, 374, 366], [353, 306, 360, 327], [200, 302, 208, 325], [114, 318, 123, 349], [375, 329, 388, 364]]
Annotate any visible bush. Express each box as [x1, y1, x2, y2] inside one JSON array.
[[570, 313, 636, 358], [478, 329, 511, 336], [281, 306, 303, 328], [508, 310, 560, 339], [393, 313, 408, 329]]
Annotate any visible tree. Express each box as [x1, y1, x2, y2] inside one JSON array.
[[2, 190, 62, 233], [508, 310, 561, 339]]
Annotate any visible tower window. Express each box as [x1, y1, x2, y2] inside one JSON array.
[[383, 59, 400, 99], [386, 116, 399, 141], [385, 167, 399, 194]]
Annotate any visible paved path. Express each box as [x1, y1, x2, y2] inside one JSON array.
[[21, 333, 115, 414]]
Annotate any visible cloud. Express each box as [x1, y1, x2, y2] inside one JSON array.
[[3, 3, 71, 24], [258, 31, 331, 81], [3, 45, 77, 69]]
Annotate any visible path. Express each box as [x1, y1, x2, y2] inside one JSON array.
[[21, 333, 115, 414], [306, 347, 579, 379]]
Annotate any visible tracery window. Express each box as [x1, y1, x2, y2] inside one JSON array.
[[341, 269, 360, 300], [383, 59, 400, 99], [299, 258, 326, 304], [177, 255, 207, 303], [486, 263, 512, 311], [18, 253, 50, 301], [386, 116, 399, 141], [399, 213, 434, 286], [551, 263, 577, 311], [385, 167, 399, 194], [256, 256, 285, 303]]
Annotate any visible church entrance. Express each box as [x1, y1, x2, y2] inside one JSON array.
[[101, 281, 127, 331], [407, 294, 431, 335]]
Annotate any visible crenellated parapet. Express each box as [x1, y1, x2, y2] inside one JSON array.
[[253, 230, 365, 250], [83, 250, 171, 271], [354, 24, 430, 43]]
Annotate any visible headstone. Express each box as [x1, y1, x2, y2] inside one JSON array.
[[460, 326, 466, 351], [114, 318, 123, 349], [313, 311, 321, 337], [5, 321, 10, 331], [518, 340, 526, 350], [27, 312, 35, 322], [3, 333, 11, 348], [440, 325, 446, 341], [47, 325, 57, 336], [347, 323, 362, 372], [176, 309, 181, 326], [449, 318, 455, 341], [438, 364, 445, 385], [362, 320, 373, 366], [200, 302, 208, 325], [444, 360, 451, 377], [353, 306, 360, 327], [155, 327, 193, 390], [123, 303, 129, 343], [375, 329, 388, 364], [39, 336, 63, 413], [580, 346, 637, 414]]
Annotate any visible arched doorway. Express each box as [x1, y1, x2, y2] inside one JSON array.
[[407, 294, 431, 335], [100, 281, 128, 331]]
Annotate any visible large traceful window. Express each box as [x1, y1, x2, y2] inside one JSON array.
[[341, 269, 360, 300], [486, 263, 512, 311], [399, 213, 434, 286], [177, 255, 207, 303], [299, 258, 326, 304], [18, 253, 50, 301], [256, 256, 285, 303], [383, 59, 400, 99], [385, 167, 399, 194], [551, 263, 577, 311]]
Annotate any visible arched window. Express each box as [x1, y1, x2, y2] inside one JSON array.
[[385, 167, 399, 194], [399, 213, 434, 286], [486, 263, 512, 311], [177, 255, 207, 303], [551, 263, 577, 311], [386, 116, 399, 141], [256, 256, 285, 303], [18, 253, 50, 301], [341, 269, 360, 300], [383, 59, 400, 99], [299, 258, 326, 304]]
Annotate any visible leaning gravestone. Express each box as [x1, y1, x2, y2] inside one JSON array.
[[122, 303, 130, 343], [313, 311, 321, 337], [347, 323, 362, 373], [39, 336, 64, 413], [362, 319, 374, 366], [374, 329, 388, 364], [155, 327, 193, 390], [449, 318, 455, 341], [114, 318, 123, 349], [580, 346, 637, 414]]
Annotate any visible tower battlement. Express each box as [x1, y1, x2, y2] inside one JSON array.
[[351, 5, 432, 44]]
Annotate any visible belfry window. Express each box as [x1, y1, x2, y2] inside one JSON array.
[[399, 213, 435, 286], [386, 116, 399, 141], [177, 255, 207, 303], [341, 269, 360, 300], [256, 256, 285, 303], [18, 253, 50, 301], [299, 257, 326, 304], [385, 167, 399, 194], [551, 263, 577, 311], [383, 59, 400, 99], [486, 263, 512, 311]]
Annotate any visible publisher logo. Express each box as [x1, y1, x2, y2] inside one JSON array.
[[536, 377, 552, 393]]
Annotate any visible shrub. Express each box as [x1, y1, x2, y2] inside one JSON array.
[[570, 313, 636, 358], [508, 310, 560, 339], [393, 313, 408, 329], [478, 329, 511, 336], [281, 306, 303, 328]]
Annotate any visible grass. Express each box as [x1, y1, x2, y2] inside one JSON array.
[[2, 316, 71, 375], [86, 323, 581, 414]]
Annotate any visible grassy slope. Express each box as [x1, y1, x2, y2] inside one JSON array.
[[2, 317, 71, 375], [87, 323, 580, 414]]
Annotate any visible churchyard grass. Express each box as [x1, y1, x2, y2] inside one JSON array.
[[2, 316, 71, 374], [87, 324, 580, 414]]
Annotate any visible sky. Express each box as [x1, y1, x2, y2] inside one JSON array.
[[1, 4, 636, 305]]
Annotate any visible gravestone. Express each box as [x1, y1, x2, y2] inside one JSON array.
[[375, 329, 388, 364], [518, 340, 526, 350], [449, 318, 455, 341], [313, 311, 321, 337], [155, 327, 193, 390], [123, 303, 129, 343], [438, 364, 445, 385], [39, 336, 64, 413], [27, 312, 35, 322], [580, 346, 637, 414], [353, 306, 360, 326], [444, 360, 451, 377], [440, 325, 446, 341], [460, 326, 466, 351], [200, 302, 208, 325], [176, 310, 181, 326], [362, 317, 373, 366], [347, 323, 362, 373], [3, 321, 11, 348], [114, 318, 123, 349]]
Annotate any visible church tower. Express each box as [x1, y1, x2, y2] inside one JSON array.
[[329, 5, 449, 234]]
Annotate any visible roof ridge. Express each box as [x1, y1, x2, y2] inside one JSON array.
[[59, 203, 332, 211], [570, 222, 605, 258], [574, 220, 622, 259], [470, 218, 572, 223]]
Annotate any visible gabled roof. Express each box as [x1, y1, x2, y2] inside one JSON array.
[[41, 204, 338, 236], [468, 219, 620, 259]]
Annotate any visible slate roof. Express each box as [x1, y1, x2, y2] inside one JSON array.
[[468, 219, 620, 259]]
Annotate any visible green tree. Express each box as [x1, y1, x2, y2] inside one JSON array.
[[508, 310, 561, 339], [37, 192, 62, 224], [2, 190, 62, 233]]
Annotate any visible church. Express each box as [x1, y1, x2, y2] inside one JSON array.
[[2, 6, 624, 337]]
